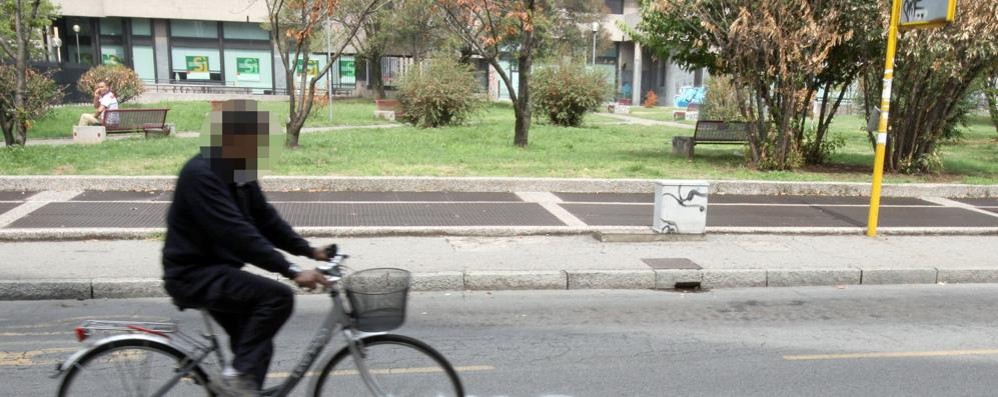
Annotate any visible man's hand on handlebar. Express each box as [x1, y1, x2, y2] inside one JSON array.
[[311, 244, 337, 262], [294, 269, 332, 290]]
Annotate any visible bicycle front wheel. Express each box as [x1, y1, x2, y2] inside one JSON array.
[[313, 334, 464, 397], [58, 338, 213, 397]]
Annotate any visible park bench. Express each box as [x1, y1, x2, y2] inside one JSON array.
[[671, 120, 750, 159], [101, 108, 173, 138]]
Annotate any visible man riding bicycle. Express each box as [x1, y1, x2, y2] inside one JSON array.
[[162, 99, 331, 396]]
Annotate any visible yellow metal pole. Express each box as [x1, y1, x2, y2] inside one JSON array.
[[867, 0, 903, 237]]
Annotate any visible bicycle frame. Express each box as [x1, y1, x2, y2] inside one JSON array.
[[56, 256, 395, 397]]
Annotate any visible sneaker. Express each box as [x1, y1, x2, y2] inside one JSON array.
[[221, 372, 261, 397]]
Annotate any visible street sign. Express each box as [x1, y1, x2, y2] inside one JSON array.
[[899, 0, 957, 29]]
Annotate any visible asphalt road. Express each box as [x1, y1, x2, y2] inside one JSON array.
[[4, 286, 998, 396]]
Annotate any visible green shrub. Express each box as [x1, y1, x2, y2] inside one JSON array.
[[0, 65, 63, 142], [397, 58, 482, 128], [701, 74, 747, 122], [77, 65, 145, 104], [531, 62, 611, 127]]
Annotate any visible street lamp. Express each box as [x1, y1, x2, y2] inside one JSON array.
[[323, 19, 334, 121], [591, 22, 599, 66], [72, 24, 80, 63]]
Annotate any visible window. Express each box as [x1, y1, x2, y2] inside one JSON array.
[[132, 46, 156, 81], [171, 48, 221, 81], [132, 18, 151, 36], [604, 0, 623, 14], [223, 22, 269, 40], [100, 18, 123, 36], [170, 20, 218, 39], [101, 45, 126, 65]]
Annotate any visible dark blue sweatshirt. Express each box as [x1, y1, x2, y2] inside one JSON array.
[[162, 154, 312, 280]]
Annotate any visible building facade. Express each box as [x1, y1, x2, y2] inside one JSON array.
[[45, 0, 702, 105], [45, 0, 364, 101]]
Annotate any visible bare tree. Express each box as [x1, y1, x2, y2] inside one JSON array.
[[265, 0, 381, 148]]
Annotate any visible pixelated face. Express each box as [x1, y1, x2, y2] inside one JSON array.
[[201, 100, 280, 183], [219, 110, 267, 161], [96, 82, 108, 95]]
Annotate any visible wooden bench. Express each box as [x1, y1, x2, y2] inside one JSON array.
[[672, 120, 750, 158], [101, 108, 172, 138]]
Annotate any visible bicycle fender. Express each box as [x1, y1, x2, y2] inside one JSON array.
[[50, 333, 174, 379]]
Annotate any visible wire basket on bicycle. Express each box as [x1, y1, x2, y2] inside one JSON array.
[[344, 268, 411, 332]]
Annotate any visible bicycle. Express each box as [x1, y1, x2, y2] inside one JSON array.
[[51, 253, 465, 397]]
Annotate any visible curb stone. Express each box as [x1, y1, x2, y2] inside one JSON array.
[[937, 269, 998, 284], [701, 270, 768, 289], [861, 268, 938, 285], [411, 272, 465, 291], [566, 270, 655, 290], [654, 269, 703, 289], [92, 279, 168, 299], [0, 279, 90, 300], [464, 271, 566, 291], [6, 268, 998, 300], [767, 269, 862, 287]]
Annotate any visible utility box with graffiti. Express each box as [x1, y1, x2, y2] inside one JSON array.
[[653, 180, 709, 234]]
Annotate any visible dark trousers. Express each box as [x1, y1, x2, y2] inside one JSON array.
[[165, 265, 294, 388]]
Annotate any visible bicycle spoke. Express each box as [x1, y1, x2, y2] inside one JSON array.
[[58, 343, 212, 397]]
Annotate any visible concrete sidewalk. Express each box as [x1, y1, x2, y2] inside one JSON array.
[[2, 234, 997, 300]]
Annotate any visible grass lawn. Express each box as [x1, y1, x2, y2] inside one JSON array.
[[29, 98, 385, 140], [2, 108, 995, 183], [626, 106, 698, 125]]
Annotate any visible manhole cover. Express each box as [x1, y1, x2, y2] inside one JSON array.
[[642, 258, 702, 270]]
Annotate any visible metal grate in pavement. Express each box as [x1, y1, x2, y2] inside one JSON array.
[[951, 198, 998, 207], [5, 202, 563, 228], [553, 192, 652, 203], [7, 202, 169, 228], [711, 195, 936, 206], [0, 203, 20, 216], [71, 190, 173, 201], [554, 193, 935, 206], [642, 258, 702, 270], [558, 204, 652, 226], [559, 204, 997, 228], [708, 205, 861, 227], [0, 191, 36, 201], [264, 191, 522, 202], [271, 202, 563, 226]]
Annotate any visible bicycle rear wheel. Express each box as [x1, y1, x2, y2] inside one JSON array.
[[58, 338, 213, 397], [313, 334, 464, 397]]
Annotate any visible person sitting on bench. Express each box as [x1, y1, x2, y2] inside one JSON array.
[[78, 80, 119, 126]]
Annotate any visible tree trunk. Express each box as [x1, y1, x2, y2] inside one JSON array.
[[12, 0, 29, 146], [1, 115, 15, 146], [514, 55, 532, 147], [985, 77, 998, 136], [513, 0, 536, 148], [369, 52, 385, 99]]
